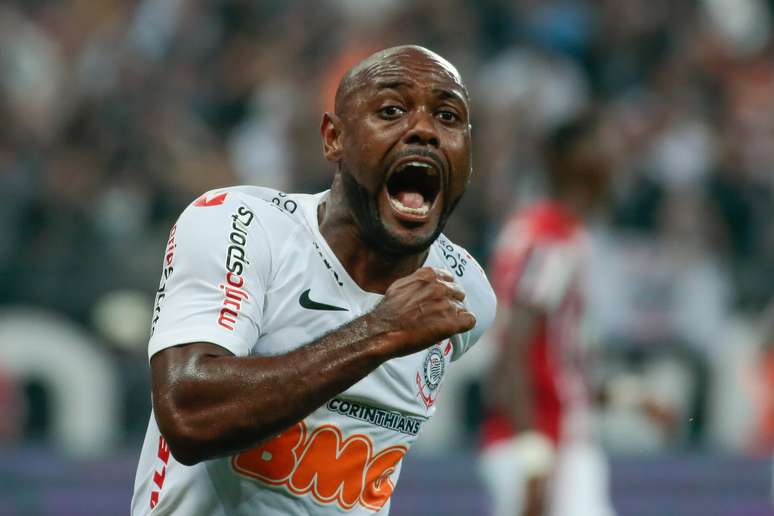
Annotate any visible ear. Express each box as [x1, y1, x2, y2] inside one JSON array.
[[321, 112, 343, 163]]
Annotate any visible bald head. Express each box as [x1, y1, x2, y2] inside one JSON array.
[[334, 45, 468, 117], [319, 45, 473, 255]]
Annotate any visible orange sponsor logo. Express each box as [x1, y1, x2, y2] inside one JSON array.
[[232, 421, 407, 511]]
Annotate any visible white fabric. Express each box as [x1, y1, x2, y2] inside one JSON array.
[[479, 439, 616, 516], [479, 439, 528, 516], [507, 432, 556, 477], [131, 186, 496, 515], [548, 441, 616, 516], [515, 242, 580, 311]]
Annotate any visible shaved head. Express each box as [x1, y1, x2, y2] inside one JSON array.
[[320, 44, 472, 256], [334, 45, 468, 117]]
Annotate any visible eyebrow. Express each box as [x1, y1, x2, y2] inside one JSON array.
[[433, 88, 467, 104], [375, 80, 467, 104]]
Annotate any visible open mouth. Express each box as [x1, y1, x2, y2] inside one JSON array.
[[385, 160, 442, 219]]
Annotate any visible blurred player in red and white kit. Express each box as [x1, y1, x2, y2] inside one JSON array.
[[479, 114, 616, 516]]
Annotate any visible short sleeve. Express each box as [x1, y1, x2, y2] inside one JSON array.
[[448, 250, 497, 362], [511, 243, 579, 311], [148, 191, 270, 359], [490, 219, 579, 313]]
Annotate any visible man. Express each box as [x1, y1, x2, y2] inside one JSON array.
[[131, 46, 495, 515], [479, 114, 616, 516]]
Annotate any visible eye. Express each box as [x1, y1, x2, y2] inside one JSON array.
[[379, 105, 406, 119], [436, 110, 459, 123]]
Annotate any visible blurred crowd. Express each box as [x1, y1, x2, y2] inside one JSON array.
[[0, 0, 773, 456]]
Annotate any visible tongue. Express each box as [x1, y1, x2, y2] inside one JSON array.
[[397, 191, 425, 209]]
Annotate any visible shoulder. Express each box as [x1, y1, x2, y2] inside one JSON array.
[[168, 186, 321, 276], [184, 186, 310, 226], [492, 201, 580, 259], [174, 186, 322, 248], [517, 202, 579, 240], [431, 234, 487, 284], [428, 235, 496, 360], [431, 235, 496, 320]]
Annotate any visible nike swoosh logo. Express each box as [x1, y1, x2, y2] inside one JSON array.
[[299, 289, 348, 311]]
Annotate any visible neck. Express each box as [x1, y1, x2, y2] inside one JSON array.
[[317, 179, 428, 294], [554, 186, 593, 220]]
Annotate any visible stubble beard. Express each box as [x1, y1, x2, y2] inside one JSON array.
[[339, 164, 455, 257]]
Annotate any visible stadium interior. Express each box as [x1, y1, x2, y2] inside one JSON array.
[[1, 0, 773, 514]]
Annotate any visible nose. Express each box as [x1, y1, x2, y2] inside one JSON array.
[[403, 110, 440, 148]]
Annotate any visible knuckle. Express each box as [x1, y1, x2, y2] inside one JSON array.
[[431, 267, 449, 279]]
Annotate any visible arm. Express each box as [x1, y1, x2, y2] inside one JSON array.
[[489, 235, 572, 516], [490, 303, 541, 431], [491, 303, 552, 516], [489, 234, 574, 437], [152, 267, 475, 466]]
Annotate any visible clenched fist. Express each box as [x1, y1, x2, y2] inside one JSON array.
[[367, 267, 476, 358]]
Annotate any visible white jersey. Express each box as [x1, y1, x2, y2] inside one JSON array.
[[131, 186, 496, 515]]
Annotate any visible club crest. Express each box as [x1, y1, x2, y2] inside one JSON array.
[[423, 347, 445, 391], [416, 342, 450, 410]]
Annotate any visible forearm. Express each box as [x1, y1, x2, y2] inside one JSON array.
[[505, 358, 535, 430], [492, 306, 540, 431], [152, 314, 394, 465], [152, 266, 475, 466]]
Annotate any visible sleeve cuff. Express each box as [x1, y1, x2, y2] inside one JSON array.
[[148, 327, 252, 360]]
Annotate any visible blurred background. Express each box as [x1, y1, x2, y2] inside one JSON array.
[[0, 0, 773, 515]]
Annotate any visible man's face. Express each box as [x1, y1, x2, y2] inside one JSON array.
[[333, 48, 472, 255]]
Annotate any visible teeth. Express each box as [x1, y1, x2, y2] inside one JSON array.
[[402, 161, 437, 175], [389, 195, 430, 216]]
